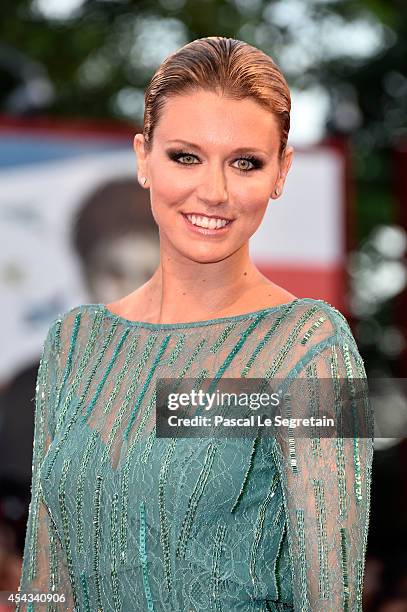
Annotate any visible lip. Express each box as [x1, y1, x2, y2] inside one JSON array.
[[182, 211, 233, 221], [181, 212, 234, 236]]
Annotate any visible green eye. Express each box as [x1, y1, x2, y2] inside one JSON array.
[[178, 155, 198, 164], [234, 158, 254, 171], [168, 151, 200, 165]]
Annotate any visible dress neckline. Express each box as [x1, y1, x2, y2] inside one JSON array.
[[95, 298, 304, 330]]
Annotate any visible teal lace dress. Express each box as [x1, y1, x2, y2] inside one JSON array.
[[17, 297, 373, 611]]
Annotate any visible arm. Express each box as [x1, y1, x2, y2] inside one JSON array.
[[271, 329, 374, 611], [17, 320, 76, 611]]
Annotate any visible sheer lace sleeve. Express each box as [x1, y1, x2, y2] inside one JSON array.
[[271, 325, 374, 612], [16, 319, 76, 611]]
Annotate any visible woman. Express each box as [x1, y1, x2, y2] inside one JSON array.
[[17, 37, 373, 611]]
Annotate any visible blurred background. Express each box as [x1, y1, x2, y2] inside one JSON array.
[[0, 0, 406, 610]]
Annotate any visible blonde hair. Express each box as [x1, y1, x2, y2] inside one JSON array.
[[143, 36, 291, 160]]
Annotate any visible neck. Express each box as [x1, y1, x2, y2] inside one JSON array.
[[143, 243, 268, 323]]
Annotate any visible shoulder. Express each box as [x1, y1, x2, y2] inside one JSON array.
[[51, 302, 103, 329], [43, 302, 105, 368], [45, 302, 100, 337], [288, 297, 358, 345], [282, 298, 365, 377]]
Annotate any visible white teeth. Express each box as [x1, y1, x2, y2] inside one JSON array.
[[186, 214, 230, 229]]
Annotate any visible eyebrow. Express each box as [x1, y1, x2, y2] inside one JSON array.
[[165, 139, 270, 156]]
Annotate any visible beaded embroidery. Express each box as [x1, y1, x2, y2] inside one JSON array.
[[17, 297, 373, 611]]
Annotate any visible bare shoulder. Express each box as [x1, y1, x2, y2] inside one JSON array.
[[250, 280, 297, 309], [105, 284, 157, 322]]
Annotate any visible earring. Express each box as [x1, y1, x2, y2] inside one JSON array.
[[274, 187, 280, 197], [139, 176, 147, 186]]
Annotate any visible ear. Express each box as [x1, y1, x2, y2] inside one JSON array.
[[271, 145, 294, 199], [134, 133, 149, 187]]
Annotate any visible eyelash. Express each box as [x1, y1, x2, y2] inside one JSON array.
[[167, 149, 264, 173]]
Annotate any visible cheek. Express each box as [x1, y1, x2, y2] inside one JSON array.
[[237, 189, 271, 227], [149, 162, 191, 207]]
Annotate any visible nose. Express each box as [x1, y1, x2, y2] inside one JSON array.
[[196, 162, 228, 205]]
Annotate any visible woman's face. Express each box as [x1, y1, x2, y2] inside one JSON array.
[[134, 89, 293, 264]]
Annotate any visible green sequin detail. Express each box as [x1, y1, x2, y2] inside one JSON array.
[[17, 299, 373, 611]]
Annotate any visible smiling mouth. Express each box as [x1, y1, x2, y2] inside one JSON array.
[[182, 212, 233, 229]]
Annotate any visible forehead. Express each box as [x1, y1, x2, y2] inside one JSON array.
[[154, 89, 279, 152]]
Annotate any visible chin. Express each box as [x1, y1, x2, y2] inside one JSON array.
[[181, 246, 235, 264]]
